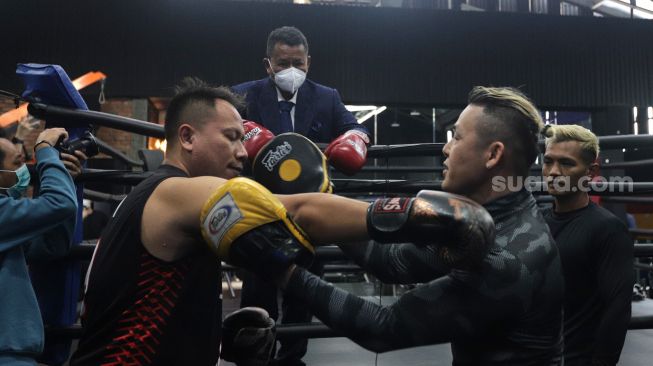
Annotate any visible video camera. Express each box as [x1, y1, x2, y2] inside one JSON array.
[[56, 131, 99, 158]]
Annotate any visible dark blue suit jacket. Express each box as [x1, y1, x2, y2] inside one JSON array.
[[232, 77, 368, 143]]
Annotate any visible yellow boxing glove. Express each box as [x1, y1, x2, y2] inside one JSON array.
[[200, 177, 314, 278]]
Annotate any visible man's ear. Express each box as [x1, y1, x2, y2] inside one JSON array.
[[264, 58, 273, 75], [178, 124, 195, 152], [486, 141, 505, 170], [306, 55, 311, 70], [588, 162, 600, 179]]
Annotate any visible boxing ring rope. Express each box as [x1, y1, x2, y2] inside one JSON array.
[[631, 229, 653, 239], [95, 138, 144, 167], [74, 171, 653, 197], [635, 244, 653, 257], [64, 241, 653, 269], [25, 102, 653, 348], [331, 180, 653, 196], [48, 241, 653, 336], [24, 102, 653, 156], [46, 236, 653, 341], [28, 103, 166, 138], [360, 159, 653, 173], [40, 313, 653, 340], [77, 169, 153, 185], [82, 188, 126, 203], [602, 197, 653, 205]]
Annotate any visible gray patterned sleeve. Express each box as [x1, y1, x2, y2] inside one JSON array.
[[285, 266, 508, 353], [338, 241, 450, 284]]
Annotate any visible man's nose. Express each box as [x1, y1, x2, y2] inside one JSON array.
[[547, 162, 561, 176], [236, 141, 248, 161], [442, 141, 451, 158]]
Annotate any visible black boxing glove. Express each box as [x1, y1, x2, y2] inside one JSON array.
[[366, 190, 495, 268], [221, 307, 276, 366]]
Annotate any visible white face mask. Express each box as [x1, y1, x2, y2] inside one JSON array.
[[269, 61, 306, 95]]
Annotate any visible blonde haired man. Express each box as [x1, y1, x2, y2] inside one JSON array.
[[542, 124, 633, 366]]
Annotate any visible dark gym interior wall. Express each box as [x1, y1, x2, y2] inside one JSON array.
[[1, 0, 653, 112]]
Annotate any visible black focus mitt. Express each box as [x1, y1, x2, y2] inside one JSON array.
[[252, 133, 332, 194]]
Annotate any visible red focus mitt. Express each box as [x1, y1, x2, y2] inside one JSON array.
[[324, 129, 369, 176]]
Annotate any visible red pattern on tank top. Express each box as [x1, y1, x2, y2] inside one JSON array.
[[101, 253, 190, 366]]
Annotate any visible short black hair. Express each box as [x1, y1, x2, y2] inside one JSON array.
[[468, 86, 543, 177], [266, 26, 309, 58], [0, 137, 10, 167], [164, 77, 244, 147]]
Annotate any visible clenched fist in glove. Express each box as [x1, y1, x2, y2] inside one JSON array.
[[325, 129, 370, 175], [221, 307, 276, 366], [367, 190, 495, 269]]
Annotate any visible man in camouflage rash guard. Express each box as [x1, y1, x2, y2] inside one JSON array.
[[286, 189, 563, 365], [278, 86, 564, 365]]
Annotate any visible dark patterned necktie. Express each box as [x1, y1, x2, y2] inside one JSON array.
[[278, 100, 295, 133]]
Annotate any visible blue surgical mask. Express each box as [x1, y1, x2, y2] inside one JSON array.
[[0, 164, 31, 199]]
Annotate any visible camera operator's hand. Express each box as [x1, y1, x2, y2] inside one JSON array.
[[60, 150, 87, 179], [35, 128, 68, 152]]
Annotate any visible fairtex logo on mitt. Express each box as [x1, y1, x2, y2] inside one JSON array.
[[261, 141, 293, 172]]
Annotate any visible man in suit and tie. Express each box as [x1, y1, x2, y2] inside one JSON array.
[[232, 25, 370, 174], [232, 26, 370, 365]]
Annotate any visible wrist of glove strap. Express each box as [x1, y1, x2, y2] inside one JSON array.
[[366, 197, 416, 244], [229, 221, 314, 279]]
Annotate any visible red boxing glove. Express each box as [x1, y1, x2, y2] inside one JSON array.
[[243, 120, 275, 162], [325, 129, 369, 175]]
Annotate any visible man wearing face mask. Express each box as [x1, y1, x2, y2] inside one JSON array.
[[0, 128, 80, 366], [232, 26, 370, 366], [232, 26, 370, 176]]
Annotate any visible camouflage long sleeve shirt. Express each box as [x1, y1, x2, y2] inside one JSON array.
[[286, 189, 564, 365]]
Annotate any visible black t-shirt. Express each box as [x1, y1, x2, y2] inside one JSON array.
[[543, 202, 633, 366], [71, 165, 222, 366]]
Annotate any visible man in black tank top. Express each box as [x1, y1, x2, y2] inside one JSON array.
[[541, 125, 633, 365], [71, 78, 386, 366], [71, 79, 250, 366]]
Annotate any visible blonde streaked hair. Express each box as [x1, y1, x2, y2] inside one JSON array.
[[468, 86, 544, 176], [542, 124, 599, 165]]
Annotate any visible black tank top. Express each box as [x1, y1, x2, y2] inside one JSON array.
[[71, 165, 222, 366]]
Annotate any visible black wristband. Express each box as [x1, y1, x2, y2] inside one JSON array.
[[33, 140, 53, 152], [11, 136, 24, 144]]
